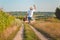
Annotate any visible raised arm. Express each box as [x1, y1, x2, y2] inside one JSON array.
[[33, 5, 36, 10]]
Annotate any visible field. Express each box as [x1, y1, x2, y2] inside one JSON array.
[[0, 11, 60, 40], [31, 18, 60, 40]]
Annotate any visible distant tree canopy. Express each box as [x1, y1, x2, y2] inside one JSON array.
[[55, 7, 60, 19]]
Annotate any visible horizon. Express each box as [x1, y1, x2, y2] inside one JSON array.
[[5, 10, 55, 12]]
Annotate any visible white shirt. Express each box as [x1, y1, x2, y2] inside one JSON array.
[[27, 9, 35, 17]]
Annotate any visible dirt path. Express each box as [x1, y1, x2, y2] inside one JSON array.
[[13, 24, 24, 40], [13, 22, 50, 40], [29, 25, 49, 40]]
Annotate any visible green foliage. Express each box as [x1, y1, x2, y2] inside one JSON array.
[[55, 7, 60, 19], [0, 10, 15, 32], [16, 16, 24, 20]]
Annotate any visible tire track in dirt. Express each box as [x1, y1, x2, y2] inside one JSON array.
[[29, 25, 49, 40], [13, 24, 24, 40]]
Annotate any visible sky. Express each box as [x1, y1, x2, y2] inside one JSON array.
[[0, 0, 60, 12]]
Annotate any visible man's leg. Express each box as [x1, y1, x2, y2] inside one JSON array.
[[28, 17, 31, 23]]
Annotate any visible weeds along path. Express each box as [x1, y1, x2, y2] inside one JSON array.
[[23, 23, 40, 40], [29, 25, 49, 40], [13, 24, 24, 40]]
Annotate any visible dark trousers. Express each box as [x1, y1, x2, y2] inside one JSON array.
[[28, 17, 32, 23]]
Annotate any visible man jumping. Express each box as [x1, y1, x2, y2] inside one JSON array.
[[27, 5, 36, 23]]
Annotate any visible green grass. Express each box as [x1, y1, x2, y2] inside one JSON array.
[[6, 19, 22, 40], [0, 10, 15, 33], [24, 23, 40, 40], [0, 10, 15, 40]]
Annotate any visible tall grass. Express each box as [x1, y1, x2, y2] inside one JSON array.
[[31, 18, 60, 40], [0, 10, 15, 33]]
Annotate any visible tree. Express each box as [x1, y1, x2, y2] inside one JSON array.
[[55, 7, 60, 19]]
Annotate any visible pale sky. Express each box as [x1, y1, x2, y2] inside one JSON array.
[[0, 0, 60, 12]]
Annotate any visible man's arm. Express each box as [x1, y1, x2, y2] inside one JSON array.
[[33, 5, 36, 10]]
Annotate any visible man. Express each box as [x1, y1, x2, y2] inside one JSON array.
[[27, 5, 36, 23]]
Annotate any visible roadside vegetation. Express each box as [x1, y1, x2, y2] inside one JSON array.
[[0, 10, 15, 33], [0, 9, 22, 40], [31, 18, 60, 40], [16, 16, 24, 20], [6, 19, 22, 40], [23, 23, 40, 40]]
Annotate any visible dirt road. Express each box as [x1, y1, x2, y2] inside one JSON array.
[[29, 25, 49, 40], [13, 23, 50, 40], [13, 24, 24, 40]]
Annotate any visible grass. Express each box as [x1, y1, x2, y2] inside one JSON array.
[[0, 26, 20, 40], [6, 19, 22, 40], [0, 10, 15, 33], [31, 18, 60, 40], [0, 10, 15, 40], [0, 19, 22, 40], [6, 26, 20, 40], [0, 10, 23, 40], [23, 23, 40, 40]]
